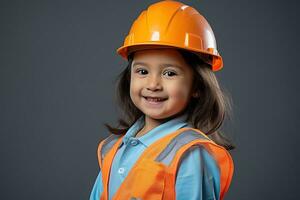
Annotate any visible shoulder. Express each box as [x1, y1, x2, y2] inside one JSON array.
[[175, 128, 234, 199], [98, 134, 123, 152], [175, 143, 221, 199], [178, 127, 211, 140], [174, 128, 220, 177], [97, 134, 123, 166], [177, 145, 219, 176]]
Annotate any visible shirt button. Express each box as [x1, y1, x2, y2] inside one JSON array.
[[118, 167, 125, 174], [130, 139, 139, 146]]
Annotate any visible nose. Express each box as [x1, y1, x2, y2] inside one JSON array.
[[146, 75, 162, 91]]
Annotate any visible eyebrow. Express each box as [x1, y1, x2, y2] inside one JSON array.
[[132, 61, 183, 70]]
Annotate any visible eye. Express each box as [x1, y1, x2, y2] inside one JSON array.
[[163, 70, 177, 77], [136, 68, 148, 75]]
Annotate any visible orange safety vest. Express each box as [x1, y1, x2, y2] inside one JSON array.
[[97, 127, 234, 200]]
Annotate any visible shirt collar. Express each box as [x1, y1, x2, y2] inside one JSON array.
[[121, 113, 190, 148]]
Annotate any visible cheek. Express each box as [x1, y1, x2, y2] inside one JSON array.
[[167, 83, 190, 99], [130, 77, 141, 98], [168, 77, 192, 95]]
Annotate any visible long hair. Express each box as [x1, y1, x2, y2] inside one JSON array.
[[104, 49, 235, 150]]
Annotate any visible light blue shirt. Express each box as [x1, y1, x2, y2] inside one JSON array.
[[90, 113, 220, 200]]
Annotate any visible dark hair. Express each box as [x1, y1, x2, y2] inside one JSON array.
[[104, 48, 235, 150]]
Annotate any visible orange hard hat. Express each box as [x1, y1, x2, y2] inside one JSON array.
[[117, 0, 224, 71]]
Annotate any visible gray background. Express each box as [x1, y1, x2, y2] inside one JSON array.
[[1, 0, 299, 199]]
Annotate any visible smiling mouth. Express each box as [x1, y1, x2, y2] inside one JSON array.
[[143, 96, 168, 102]]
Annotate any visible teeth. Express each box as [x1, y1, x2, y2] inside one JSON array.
[[146, 97, 164, 102]]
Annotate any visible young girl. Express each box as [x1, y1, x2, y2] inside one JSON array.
[[90, 1, 235, 200]]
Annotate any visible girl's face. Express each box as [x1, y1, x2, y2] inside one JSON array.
[[130, 48, 194, 121]]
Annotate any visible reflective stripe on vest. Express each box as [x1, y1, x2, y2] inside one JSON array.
[[98, 127, 234, 200], [155, 129, 208, 165], [97, 134, 122, 170]]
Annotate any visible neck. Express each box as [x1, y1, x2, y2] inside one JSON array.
[[144, 116, 167, 132]]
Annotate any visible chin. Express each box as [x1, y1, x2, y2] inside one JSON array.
[[144, 113, 166, 120], [146, 112, 176, 121]]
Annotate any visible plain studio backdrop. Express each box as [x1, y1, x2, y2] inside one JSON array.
[[1, 0, 299, 199]]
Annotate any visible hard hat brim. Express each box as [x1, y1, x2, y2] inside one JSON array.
[[117, 43, 223, 71]]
